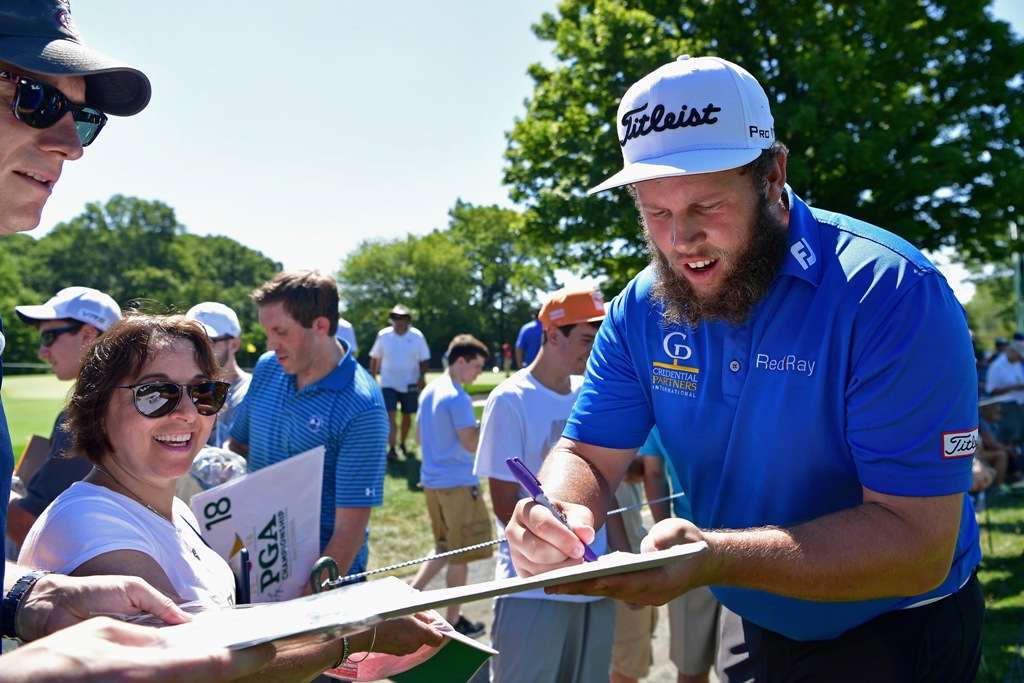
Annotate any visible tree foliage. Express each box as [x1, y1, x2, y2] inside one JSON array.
[[337, 202, 556, 362], [504, 0, 1024, 292], [3, 195, 280, 367], [964, 268, 1016, 352]]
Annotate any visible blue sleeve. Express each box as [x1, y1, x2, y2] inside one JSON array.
[[515, 324, 528, 349], [448, 392, 477, 431], [230, 354, 271, 445], [846, 274, 977, 496], [229, 386, 251, 445], [334, 408, 388, 508], [563, 289, 654, 449]]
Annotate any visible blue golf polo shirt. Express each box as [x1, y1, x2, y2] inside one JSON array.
[[565, 188, 981, 641], [515, 319, 543, 367], [231, 343, 388, 576]]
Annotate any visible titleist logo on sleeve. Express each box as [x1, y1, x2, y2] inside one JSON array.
[[942, 428, 978, 459], [619, 101, 722, 147]]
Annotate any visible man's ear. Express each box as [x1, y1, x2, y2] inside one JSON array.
[[766, 148, 788, 204], [312, 316, 331, 337], [80, 324, 100, 345]]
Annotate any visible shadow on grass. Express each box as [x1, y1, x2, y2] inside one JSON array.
[[386, 454, 422, 492]]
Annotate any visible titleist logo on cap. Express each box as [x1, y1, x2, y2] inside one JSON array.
[[619, 101, 722, 147]]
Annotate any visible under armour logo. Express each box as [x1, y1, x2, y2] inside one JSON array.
[[365, 487, 375, 497]]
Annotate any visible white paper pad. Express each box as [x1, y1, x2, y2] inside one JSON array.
[[160, 542, 707, 651]]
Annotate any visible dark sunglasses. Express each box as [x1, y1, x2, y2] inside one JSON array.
[[40, 323, 84, 347], [0, 70, 107, 146], [116, 381, 230, 418]]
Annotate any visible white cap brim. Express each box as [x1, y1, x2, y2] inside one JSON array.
[[588, 147, 763, 195], [14, 303, 59, 324]]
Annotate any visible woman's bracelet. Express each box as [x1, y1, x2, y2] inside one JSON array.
[[347, 626, 377, 664], [331, 636, 350, 669]]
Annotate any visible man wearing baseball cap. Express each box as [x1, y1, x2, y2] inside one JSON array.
[[474, 287, 614, 682], [186, 302, 252, 447], [0, 3, 274, 680], [369, 304, 431, 460], [6, 286, 120, 548], [506, 56, 982, 680]]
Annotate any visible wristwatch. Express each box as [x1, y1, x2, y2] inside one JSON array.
[[1, 569, 50, 639]]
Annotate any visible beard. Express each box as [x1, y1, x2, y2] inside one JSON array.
[[646, 194, 789, 328]]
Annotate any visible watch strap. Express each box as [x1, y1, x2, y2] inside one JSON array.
[[2, 569, 50, 639]]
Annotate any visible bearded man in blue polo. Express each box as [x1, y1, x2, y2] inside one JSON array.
[[504, 56, 982, 682]]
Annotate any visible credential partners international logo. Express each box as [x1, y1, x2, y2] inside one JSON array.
[[651, 331, 701, 399]]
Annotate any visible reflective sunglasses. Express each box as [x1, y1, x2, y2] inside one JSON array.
[[40, 323, 84, 348], [0, 70, 107, 146], [116, 381, 230, 418]]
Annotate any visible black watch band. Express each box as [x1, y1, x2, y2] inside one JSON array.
[[2, 569, 50, 639]]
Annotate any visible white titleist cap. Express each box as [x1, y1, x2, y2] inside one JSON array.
[[588, 55, 775, 194], [15, 286, 121, 331], [186, 302, 241, 339]]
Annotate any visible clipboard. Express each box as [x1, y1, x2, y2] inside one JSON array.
[[159, 542, 708, 652], [14, 435, 50, 486]]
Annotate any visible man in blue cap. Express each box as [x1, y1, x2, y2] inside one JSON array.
[[0, 2, 273, 679]]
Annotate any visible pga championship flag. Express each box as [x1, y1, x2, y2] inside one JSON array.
[[190, 446, 324, 602]]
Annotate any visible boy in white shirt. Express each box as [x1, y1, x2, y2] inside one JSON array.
[[474, 288, 610, 682]]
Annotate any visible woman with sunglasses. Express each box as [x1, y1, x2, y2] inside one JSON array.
[[18, 314, 443, 680]]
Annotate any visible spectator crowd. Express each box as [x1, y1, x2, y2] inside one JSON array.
[[0, 2, 1000, 682]]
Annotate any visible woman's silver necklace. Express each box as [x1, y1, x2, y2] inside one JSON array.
[[92, 464, 169, 521]]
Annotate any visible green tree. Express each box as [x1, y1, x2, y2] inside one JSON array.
[[337, 232, 477, 363], [0, 236, 42, 367], [964, 269, 1015, 353], [4, 195, 280, 368], [337, 203, 557, 363], [505, 0, 1024, 292], [447, 200, 556, 345]]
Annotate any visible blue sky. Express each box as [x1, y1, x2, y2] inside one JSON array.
[[35, 1, 1024, 301]]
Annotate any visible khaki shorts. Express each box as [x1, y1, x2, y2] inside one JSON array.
[[424, 485, 494, 563], [668, 585, 721, 676], [612, 600, 659, 679]]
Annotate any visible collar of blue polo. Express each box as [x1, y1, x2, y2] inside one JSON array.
[[778, 186, 824, 287], [303, 341, 356, 392]]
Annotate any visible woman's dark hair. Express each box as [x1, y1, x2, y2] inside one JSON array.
[[66, 313, 220, 463]]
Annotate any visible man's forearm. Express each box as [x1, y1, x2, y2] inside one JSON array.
[[4, 562, 35, 594], [537, 445, 615, 527], [321, 510, 372, 576], [706, 500, 958, 602]]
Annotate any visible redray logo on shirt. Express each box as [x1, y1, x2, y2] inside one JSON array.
[[651, 331, 701, 399], [754, 353, 816, 377]]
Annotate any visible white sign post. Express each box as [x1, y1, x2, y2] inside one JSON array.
[[190, 446, 324, 602]]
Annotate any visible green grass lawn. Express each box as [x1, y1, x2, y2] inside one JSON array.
[[5, 371, 1023, 676], [977, 492, 1024, 681], [2, 374, 71, 458]]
